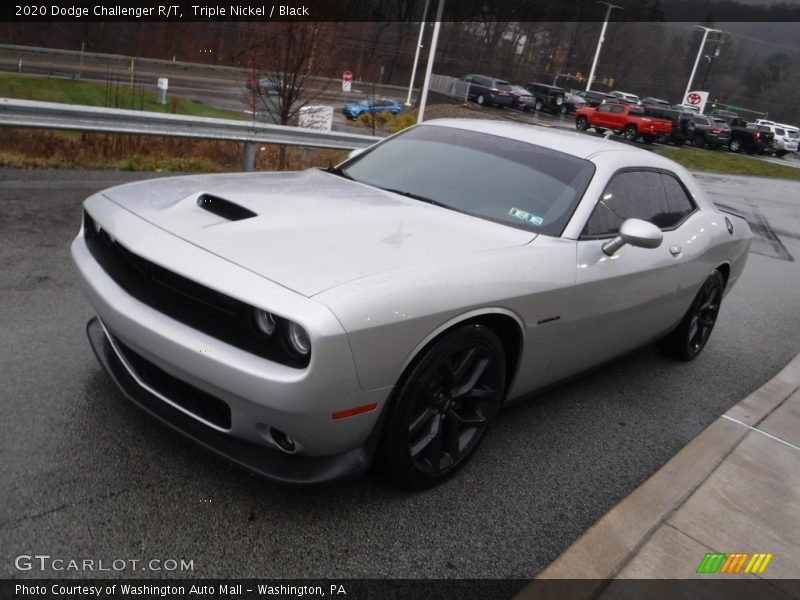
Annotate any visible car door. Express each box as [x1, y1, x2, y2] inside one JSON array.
[[546, 169, 696, 382], [593, 104, 616, 128]]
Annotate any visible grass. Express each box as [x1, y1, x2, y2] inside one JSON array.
[[655, 147, 800, 181], [0, 72, 244, 120], [0, 73, 351, 172]]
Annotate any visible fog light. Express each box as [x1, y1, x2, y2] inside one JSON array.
[[254, 309, 277, 336], [285, 321, 311, 356]]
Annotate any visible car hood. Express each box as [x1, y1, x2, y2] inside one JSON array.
[[101, 169, 536, 297]]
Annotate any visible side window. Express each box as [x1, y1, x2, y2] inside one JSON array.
[[598, 105, 613, 113], [611, 105, 625, 114], [659, 173, 695, 224], [582, 170, 683, 238]]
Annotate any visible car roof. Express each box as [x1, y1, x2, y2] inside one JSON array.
[[423, 118, 671, 162]]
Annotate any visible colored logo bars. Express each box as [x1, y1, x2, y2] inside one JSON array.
[[696, 552, 773, 574]]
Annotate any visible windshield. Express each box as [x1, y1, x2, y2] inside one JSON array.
[[337, 124, 595, 237]]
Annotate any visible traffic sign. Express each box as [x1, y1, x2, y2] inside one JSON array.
[[342, 70, 352, 92]]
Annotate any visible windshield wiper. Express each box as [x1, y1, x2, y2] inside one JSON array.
[[324, 165, 354, 180], [379, 187, 451, 210]]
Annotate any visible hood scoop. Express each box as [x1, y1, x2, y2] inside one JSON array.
[[197, 193, 257, 221]]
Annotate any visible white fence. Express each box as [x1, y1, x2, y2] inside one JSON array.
[[429, 74, 469, 103]]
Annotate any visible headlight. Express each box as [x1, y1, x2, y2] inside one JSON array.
[[284, 321, 311, 356], [254, 309, 277, 336]]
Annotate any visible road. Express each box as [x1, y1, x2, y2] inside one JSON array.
[[1, 168, 799, 580]]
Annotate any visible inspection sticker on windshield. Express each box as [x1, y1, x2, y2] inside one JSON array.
[[509, 207, 543, 226]]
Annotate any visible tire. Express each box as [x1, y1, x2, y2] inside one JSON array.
[[660, 271, 725, 361], [476, 94, 486, 106], [776, 150, 787, 157], [380, 324, 506, 489], [745, 146, 757, 155], [575, 116, 589, 131], [622, 124, 638, 142], [559, 104, 569, 115], [729, 138, 742, 153], [642, 134, 656, 145], [595, 127, 606, 134], [693, 133, 706, 149], [534, 100, 544, 112], [709, 143, 720, 150]]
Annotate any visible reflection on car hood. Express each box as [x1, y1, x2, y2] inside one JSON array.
[[101, 169, 536, 297]]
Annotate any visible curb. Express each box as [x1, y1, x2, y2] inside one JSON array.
[[518, 351, 800, 596]]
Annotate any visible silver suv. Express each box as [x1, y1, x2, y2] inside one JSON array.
[[755, 120, 799, 157]]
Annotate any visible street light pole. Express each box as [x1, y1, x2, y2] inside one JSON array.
[[417, 0, 445, 123], [684, 26, 721, 100], [586, 2, 621, 92], [405, 0, 431, 106]]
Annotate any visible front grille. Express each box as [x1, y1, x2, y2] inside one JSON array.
[[112, 333, 232, 429], [83, 211, 308, 368]]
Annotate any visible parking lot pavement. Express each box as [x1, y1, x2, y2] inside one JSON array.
[[526, 352, 800, 595], [1, 168, 799, 580]]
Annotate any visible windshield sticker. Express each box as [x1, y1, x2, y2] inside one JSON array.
[[509, 207, 544, 226]]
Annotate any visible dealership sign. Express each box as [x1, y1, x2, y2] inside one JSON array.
[[683, 90, 709, 113]]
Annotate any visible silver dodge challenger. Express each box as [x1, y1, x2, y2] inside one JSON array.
[[72, 119, 751, 489]]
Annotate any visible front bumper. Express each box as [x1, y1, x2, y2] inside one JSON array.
[[86, 318, 379, 486]]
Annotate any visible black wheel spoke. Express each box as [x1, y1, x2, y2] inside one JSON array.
[[409, 407, 436, 437], [453, 356, 489, 398], [449, 347, 478, 383], [409, 414, 440, 458]]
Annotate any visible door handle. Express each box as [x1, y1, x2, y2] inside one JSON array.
[[669, 245, 682, 256]]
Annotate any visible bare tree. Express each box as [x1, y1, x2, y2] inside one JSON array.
[[239, 22, 338, 168]]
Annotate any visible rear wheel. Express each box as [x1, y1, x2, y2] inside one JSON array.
[[660, 271, 724, 361], [559, 104, 569, 115], [776, 150, 787, 157], [534, 100, 544, 112], [729, 138, 742, 153], [622, 124, 638, 142], [576, 116, 589, 131], [693, 133, 706, 149], [380, 324, 506, 489], [745, 146, 757, 155], [642, 134, 656, 145]]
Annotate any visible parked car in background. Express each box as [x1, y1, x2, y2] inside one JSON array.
[[784, 126, 799, 154], [462, 74, 514, 107], [560, 92, 589, 115], [509, 85, 537, 111], [684, 115, 731, 149], [524, 83, 567, 112], [246, 77, 294, 95], [573, 90, 613, 107], [641, 97, 671, 108], [714, 114, 776, 154], [755, 121, 799, 156], [609, 91, 642, 105], [342, 98, 402, 120], [575, 102, 672, 143]]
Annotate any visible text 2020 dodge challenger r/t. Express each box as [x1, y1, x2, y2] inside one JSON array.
[[72, 120, 751, 489]]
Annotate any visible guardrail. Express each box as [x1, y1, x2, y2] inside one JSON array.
[[0, 98, 381, 170]]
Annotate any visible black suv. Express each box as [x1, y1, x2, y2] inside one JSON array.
[[524, 83, 566, 112], [572, 90, 612, 107], [461, 75, 514, 107]]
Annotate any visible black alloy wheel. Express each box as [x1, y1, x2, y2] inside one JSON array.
[[380, 324, 506, 489], [623, 124, 638, 142], [660, 270, 725, 361]]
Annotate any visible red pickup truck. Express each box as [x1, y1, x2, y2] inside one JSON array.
[[575, 103, 672, 144]]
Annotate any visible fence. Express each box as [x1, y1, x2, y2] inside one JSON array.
[[0, 98, 381, 170]]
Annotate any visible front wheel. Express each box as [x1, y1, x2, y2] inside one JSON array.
[[622, 124, 638, 142], [575, 116, 589, 131], [380, 324, 506, 489], [476, 94, 486, 106], [660, 271, 724, 361]]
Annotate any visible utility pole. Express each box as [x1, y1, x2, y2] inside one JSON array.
[[586, 2, 621, 91], [684, 26, 721, 100], [417, 0, 445, 123], [405, 0, 430, 106]]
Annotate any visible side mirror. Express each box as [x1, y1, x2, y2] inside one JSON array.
[[602, 218, 663, 256], [348, 148, 365, 160]]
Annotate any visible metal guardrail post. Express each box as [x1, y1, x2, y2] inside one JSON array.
[[242, 142, 257, 172]]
